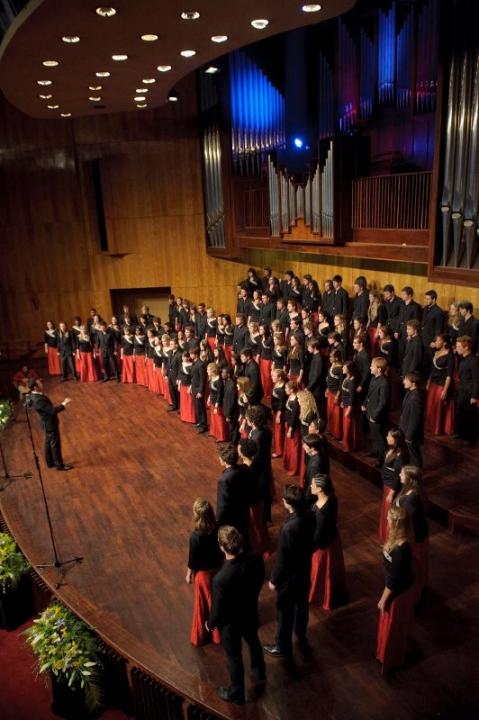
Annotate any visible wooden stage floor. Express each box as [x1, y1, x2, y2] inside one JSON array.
[[1, 379, 478, 720]]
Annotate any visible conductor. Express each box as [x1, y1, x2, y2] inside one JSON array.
[[27, 378, 73, 471]]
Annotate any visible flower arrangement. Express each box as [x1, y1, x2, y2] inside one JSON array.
[[0, 400, 13, 431], [25, 603, 103, 710], [0, 532, 29, 593]]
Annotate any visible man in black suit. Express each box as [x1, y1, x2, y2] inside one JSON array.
[[57, 323, 77, 382], [222, 367, 239, 445], [362, 356, 390, 466], [246, 406, 273, 522], [263, 485, 315, 657], [455, 336, 479, 446], [260, 291, 276, 327], [206, 526, 265, 705], [189, 347, 207, 433], [240, 349, 264, 405], [352, 276, 369, 323], [396, 286, 422, 360], [401, 320, 424, 378], [399, 372, 425, 467], [27, 378, 73, 471], [216, 444, 251, 545], [97, 322, 120, 382], [233, 314, 249, 355], [306, 339, 324, 412], [331, 275, 349, 318], [383, 284, 402, 336], [458, 302, 479, 354], [352, 334, 371, 402], [302, 434, 329, 489], [166, 337, 182, 411], [422, 290, 444, 361]]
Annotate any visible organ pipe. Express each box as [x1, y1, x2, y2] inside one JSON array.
[[378, 3, 395, 105], [268, 155, 281, 236], [415, 0, 439, 114], [337, 18, 358, 132], [463, 52, 479, 267], [312, 166, 321, 234], [360, 29, 375, 121], [396, 6, 413, 111], [281, 172, 290, 232], [321, 140, 334, 239], [450, 53, 471, 267], [318, 52, 335, 139], [202, 124, 225, 249]]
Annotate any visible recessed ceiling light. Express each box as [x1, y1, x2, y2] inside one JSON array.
[[181, 11, 200, 20], [47, 104, 60, 109], [168, 90, 179, 102], [205, 66, 219, 74], [37, 80, 52, 85], [61, 113, 72, 117], [39, 94, 53, 99], [157, 65, 172, 72], [112, 54, 128, 61], [180, 49, 196, 57], [251, 19, 269, 30], [301, 4, 322, 12], [96, 7, 116, 17], [141, 34, 158, 41], [89, 96, 102, 101], [136, 88, 149, 93], [137, 104, 148, 108], [134, 96, 146, 102], [142, 78, 156, 84], [42, 60, 59, 67], [62, 35, 80, 43], [89, 85, 102, 90], [211, 35, 228, 43], [96, 71, 110, 77]]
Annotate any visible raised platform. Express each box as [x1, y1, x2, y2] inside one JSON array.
[[0, 379, 478, 720]]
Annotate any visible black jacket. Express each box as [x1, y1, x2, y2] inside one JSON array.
[[352, 292, 369, 322], [57, 331, 75, 356], [97, 330, 116, 355], [305, 449, 329, 488], [30, 392, 65, 432], [208, 553, 265, 632], [270, 511, 315, 588], [167, 349, 182, 382], [223, 379, 239, 420], [332, 287, 349, 318], [457, 353, 479, 399], [421, 305, 445, 347], [190, 360, 206, 395], [384, 296, 402, 334], [233, 324, 249, 355], [244, 360, 264, 405], [399, 389, 424, 444], [249, 427, 272, 494], [401, 335, 424, 376], [364, 374, 390, 424], [216, 466, 251, 540], [307, 353, 324, 394]]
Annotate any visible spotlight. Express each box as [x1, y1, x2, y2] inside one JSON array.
[[293, 137, 304, 149], [168, 89, 179, 102]]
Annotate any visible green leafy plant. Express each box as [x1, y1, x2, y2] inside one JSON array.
[[24, 603, 103, 711], [0, 400, 13, 431], [0, 532, 29, 593]]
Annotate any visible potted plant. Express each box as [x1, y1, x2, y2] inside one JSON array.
[[0, 531, 31, 629], [25, 603, 104, 719], [0, 399, 13, 430]]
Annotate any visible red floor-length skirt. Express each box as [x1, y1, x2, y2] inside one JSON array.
[[209, 407, 229, 442], [273, 417, 285, 457], [147, 359, 156, 392], [249, 503, 271, 559], [259, 358, 273, 399], [157, 370, 165, 396], [309, 534, 347, 609], [224, 345, 233, 366], [180, 385, 196, 423], [207, 336, 216, 352], [47, 347, 61, 376], [121, 356, 136, 384], [283, 428, 302, 476], [425, 383, 455, 436], [190, 569, 221, 646], [378, 486, 394, 544], [163, 376, 172, 404], [134, 356, 148, 386], [368, 326, 379, 357], [78, 351, 98, 383], [376, 586, 415, 673], [342, 408, 362, 451], [299, 451, 307, 487], [326, 393, 343, 440]]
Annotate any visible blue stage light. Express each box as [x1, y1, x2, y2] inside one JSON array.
[[293, 137, 304, 148]]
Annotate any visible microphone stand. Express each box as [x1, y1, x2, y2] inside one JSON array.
[[24, 402, 83, 589], [0, 414, 32, 491]]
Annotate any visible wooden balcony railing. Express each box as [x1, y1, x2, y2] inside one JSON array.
[[352, 171, 431, 230]]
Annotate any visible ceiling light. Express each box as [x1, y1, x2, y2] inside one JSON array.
[[141, 34, 158, 41], [251, 19, 269, 30], [211, 35, 228, 43], [96, 7, 116, 17], [89, 96, 102, 101], [205, 66, 219, 74], [301, 4, 322, 12], [134, 96, 146, 102], [47, 104, 60, 109], [61, 113, 72, 117], [180, 49, 196, 57], [39, 94, 53, 99], [62, 35, 80, 43], [136, 88, 149, 93], [157, 65, 172, 72], [96, 71, 110, 77], [181, 11, 200, 20], [168, 90, 179, 102], [142, 78, 156, 84], [42, 60, 59, 67], [137, 104, 148, 108], [89, 85, 102, 90], [112, 54, 128, 61], [37, 80, 52, 85]]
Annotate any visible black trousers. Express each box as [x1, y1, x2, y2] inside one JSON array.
[[407, 441, 423, 467], [368, 419, 387, 463], [220, 626, 265, 700], [60, 353, 76, 380], [456, 392, 478, 444], [276, 578, 311, 653], [102, 352, 118, 380], [194, 395, 207, 430], [44, 428, 64, 468], [228, 415, 239, 445], [168, 377, 179, 409]]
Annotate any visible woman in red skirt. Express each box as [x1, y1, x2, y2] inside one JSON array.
[[309, 475, 347, 609], [259, 325, 273, 399], [224, 323, 234, 366], [44, 321, 61, 376], [425, 334, 455, 435], [340, 360, 362, 451], [237, 376, 252, 439], [325, 349, 343, 440], [395, 465, 429, 604], [205, 308, 217, 352], [179, 352, 196, 424], [238, 439, 271, 559], [367, 289, 387, 357], [379, 429, 409, 543], [283, 380, 301, 476], [271, 369, 287, 457], [133, 328, 147, 386], [152, 340, 164, 396], [378, 327, 400, 411], [186, 498, 223, 647], [287, 335, 305, 387], [376, 505, 415, 673], [207, 363, 228, 442], [120, 329, 136, 383], [76, 326, 98, 382]]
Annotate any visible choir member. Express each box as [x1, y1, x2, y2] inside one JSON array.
[[238, 438, 271, 557], [268, 276, 281, 302], [76, 325, 98, 383], [352, 333, 371, 402], [362, 357, 390, 466], [298, 389, 318, 438], [378, 326, 400, 410], [119, 304, 137, 327], [455, 335, 479, 446], [205, 308, 217, 351], [352, 276, 369, 323], [259, 325, 273, 399], [133, 327, 147, 387], [306, 339, 324, 413], [263, 484, 315, 657], [383, 284, 402, 338], [287, 334, 304, 387], [237, 376, 252, 439], [341, 360, 362, 451], [166, 337, 182, 411], [240, 348, 264, 405], [309, 474, 347, 609], [325, 349, 343, 441], [421, 290, 445, 367], [379, 429, 409, 544], [57, 322, 78, 382], [186, 498, 223, 647], [399, 372, 425, 467], [275, 298, 290, 332], [305, 419, 330, 473], [195, 302, 208, 340], [317, 311, 331, 348], [395, 465, 429, 602], [376, 505, 415, 673], [327, 332, 346, 362], [261, 266, 274, 292], [260, 291, 276, 327], [397, 287, 422, 360], [458, 302, 479, 354], [248, 290, 263, 323], [233, 314, 249, 355], [367, 290, 387, 356], [333, 314, 349, 354], [246, 267, 262, 295], [97, 321, 120, 383], [44, 321, 61, 376], [28, 378, 72, 471], [246, 321, 262, 359], [216, 444, 250, 544], [283, 380, 301, 476], [322, 279, 335, 323], [190, 346, 208, 434], [120, 328, 135, 384], [401, 320, 424, 378], [272, 333, 288, 371], [206, 526, 265, 705], [447, 302, 461, 346], [302, 434, 329, 489], [183, 325, 197, 352], [237, 287, 252, 318], [207, 363, 228, 442], [178, 351, 196, 424], [280, 269, 294, 300], [224, 322, 234, 365], [331, 275, 349, 318], [425, 334, 454, 435], [246, 405, 273, 523], [221, 367, 239, 445], [271, 369, 287, 458], [108, 316, 122, 349]]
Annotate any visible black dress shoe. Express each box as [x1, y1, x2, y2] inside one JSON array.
[[101, 378, 108, 383], [197, 427, 207, 434], [263, 644, 290, 657], [216, 687, 245, 705], [56, 464, 73, 471], [167, 406, 177, 412]]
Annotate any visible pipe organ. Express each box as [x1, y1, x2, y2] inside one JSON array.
[[378, 3, 395, 105], [360, 28, 376, 121], [318, 52, 335, 139], [415, 0, 439, 114], [337, 18, 359, 132], [396, 4, 413, 111]]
